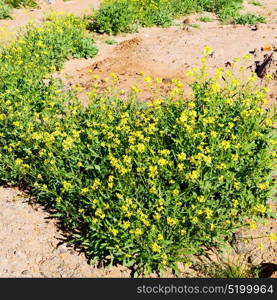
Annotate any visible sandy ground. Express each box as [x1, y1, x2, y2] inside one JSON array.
[[0, 0, 276, 277], [0, 187, 131, 278]]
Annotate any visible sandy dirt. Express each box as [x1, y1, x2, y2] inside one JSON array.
[[0, 0, 276, 277], [0, 186, 131, 278]]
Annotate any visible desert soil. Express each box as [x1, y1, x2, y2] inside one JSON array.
[[0, 0, 276, 277]]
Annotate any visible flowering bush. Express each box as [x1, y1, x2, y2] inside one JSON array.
[[0, 15, 275, 275]]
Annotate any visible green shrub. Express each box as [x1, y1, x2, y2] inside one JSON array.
[[142, 5, 174, 27], [169, 0, 201, 15], [90, 0, 139, 34], [0, 24, 276, 276]]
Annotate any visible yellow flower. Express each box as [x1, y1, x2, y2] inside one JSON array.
[[154, 213, 161, 220], [149, 165, 158, 178], [191, 217, 198, 224], [248, 221, 257, 229], [221, 140, 231, 150], [203, 46, 213, 56], [137, 143, 146, 153], [92, 179, 101, 190], [151, 243, 161, 253], [143, 76, 152, 83], [188, 102, 195, 109], [80, 187, 89, 194], [177, 163, 185, 171], [63, 181, 72, 191], [15, 158, 23, 165], [167, 217, 178, 226], [95, 208, 105, 219], [172, 189, 179, 196], [149, 186, 157, 194], [232, 199, 239, 208], [132, 228, 143, 236], [210, 131, 217, 138], [157, 234, 164, 240], [180, 229, 186, 235], [205, 208, 213, 219], [110, 228, 118, 236], [257, 243, 264, 251], [186, 170, 200, 181], [243, 53, 251, 61], [231, 154, 239, 162], [159, 149, 170, 156], [268, 233, 277, 242], [56, 197, 62, 203], [253, 204, 267, 214], [197, 196, 205, 203], [131, 85, 140, 94], [264, 118, 273, 127], [177, 152, 186, 161], [210, 224, 216, 231], [216, 163, 226, 170], [158, 158, 168, 166], [122, 221, 131, 230]]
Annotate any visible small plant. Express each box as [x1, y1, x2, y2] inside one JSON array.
[[195, 256, 259, 278], [104, 39, 117, 45], [248, 1, 262, 6], [197, 16, 213, 22], [234, 13, 266, 24], [188, 23, 201, 28]]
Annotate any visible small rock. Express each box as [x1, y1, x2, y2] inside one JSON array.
[[21, 270, 30, 275]]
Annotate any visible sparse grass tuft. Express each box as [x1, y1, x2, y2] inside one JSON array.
[[188, 23, 201, 28], [197, 16, 213, 22], [234, 13, 266, 24], [194, 255, 259, 278], [104, 39, 118, 45], [248, 1, 263, 6]]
